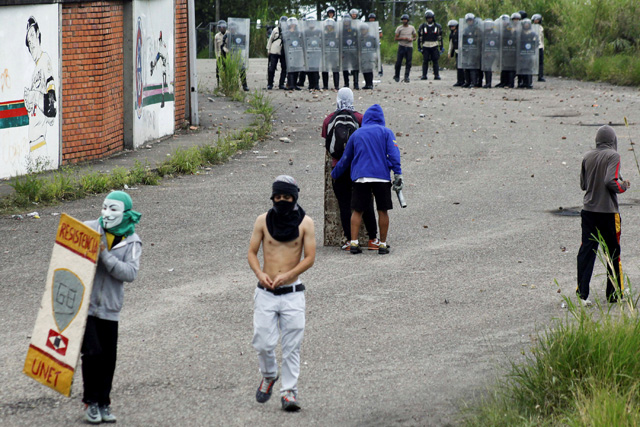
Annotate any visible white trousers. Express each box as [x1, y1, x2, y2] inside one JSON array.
[[252, 283, 306, 393]]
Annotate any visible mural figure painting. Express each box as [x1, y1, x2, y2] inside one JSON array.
[[150, 31, 168, 108], [24, 16, 57, 152]]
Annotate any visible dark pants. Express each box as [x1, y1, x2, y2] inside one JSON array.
[[455, 53, 464, 84], [287, 72, 299, 88], [322, 72, 340, 89], [421, 47, 440, 77], [267, 53, 287, 87], [499, 70, 515, 87], [307, 71, 320, 89], [577, 210, 623, 302], [332, 170, 376, 240], [483, 71, 492, 87], [343, 70, 359, 88], [297, 71, 306, 87], [463, 69, 480, 87], [82, 316, 118, 406], [395, 46, 413, 79], [362, 72, 374, 88], [538, 48, 545, 80]]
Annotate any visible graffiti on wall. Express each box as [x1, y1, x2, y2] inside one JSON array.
[[0, 5, 59, 179], [133, 0, 174, 148]]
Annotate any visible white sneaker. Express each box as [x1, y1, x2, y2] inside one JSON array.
[[579, 298, 593, 307], [99, 405, 117, 423], [85, 403, 102, 424]]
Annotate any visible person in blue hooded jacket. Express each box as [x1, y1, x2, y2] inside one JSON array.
[[331, 104, 403, 255]]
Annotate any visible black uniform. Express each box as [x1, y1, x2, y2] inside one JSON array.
[[341, 24, 360, 89], [461, 22, 481, 87], [304, 26, 322, 90], [481, 26, 500, 87], [360, 32, 378, 89], [418, 22, 443, 79], [449, 28, 464, 86], [322, 27, 340, 89]]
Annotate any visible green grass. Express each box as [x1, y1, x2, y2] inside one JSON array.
[[1, 92, 273, 213], [462, 235, 640, 426], [217, 52, 247, 101]]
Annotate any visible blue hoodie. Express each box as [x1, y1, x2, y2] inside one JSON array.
[[331, 104, 402, 181]]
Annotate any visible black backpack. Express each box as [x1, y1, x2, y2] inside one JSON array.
[[326, 110, 359, 159]]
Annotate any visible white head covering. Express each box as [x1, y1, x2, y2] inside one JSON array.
[[336, 87, 355, 111]]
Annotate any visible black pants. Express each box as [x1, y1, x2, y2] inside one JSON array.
[[463, 69, 480, 87], [267, 53, 287, 87], [322, 72, 340, 89], [421, 47, 440, 77], [82, 316, 118, 406], [395, 46, 413, 79], [454, 53, 464, 84], [538, 48, 544, 80], [332, 170, 376, 240], [307, 71, 320, 89], [577, 210, 623, 302], [297, 71, 306, 87], [483, 71, 492, 87], [499, 70, 515, 87], [287, 72, 299, 88], [343, 70, 359, 88], [362, 72, 374, 88]]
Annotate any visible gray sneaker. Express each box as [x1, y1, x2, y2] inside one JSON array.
[[256, 376, 279, 403], [281, 390, 301, 412], [85, 403, 102, 424], [99, 405, 117, 423]]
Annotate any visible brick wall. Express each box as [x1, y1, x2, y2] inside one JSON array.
[[61, 1, 124, 163], [174, 0, 188, 129]]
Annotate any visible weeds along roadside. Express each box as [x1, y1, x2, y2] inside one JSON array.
[[0, 91, 274, 214], [461, 235, 640, 426]]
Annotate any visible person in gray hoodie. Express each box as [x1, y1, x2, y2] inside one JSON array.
[[577, 125, 630, 305], [82, 191, 142, 424]]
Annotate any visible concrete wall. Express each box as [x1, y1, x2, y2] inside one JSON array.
[[0, 4, 61, 178], [0, 0, 190, 179], [132, 0, 175, 147]]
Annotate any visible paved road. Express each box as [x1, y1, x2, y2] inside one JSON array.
[[1, 59, 640, 426]]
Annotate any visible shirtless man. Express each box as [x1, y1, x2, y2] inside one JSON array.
[[248, 175, 316, 411]]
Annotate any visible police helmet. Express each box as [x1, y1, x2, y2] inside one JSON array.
[[326, 6, 336, 16], [464, 13, 475, 21], [499, 14, 510, 22], [484, 18, 493, 24], [511, 12, 521, 20], [368, 13, 376, 20], [447, 19, 458, 27], [218, 20, 227, 29], [350, 8, 359, 18], [228, 22, 238, 32], [360, 22, 369, 34], [521, 18, 532, 29], [425, 10, 435, 19], [401, 14, 410, 21], [531, 14, 542, 24], [519, 10, 528, 19], [287, 17, 298, 28]]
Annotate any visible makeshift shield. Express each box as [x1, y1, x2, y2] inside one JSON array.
[[481, 21, 501, 72], [516, 23, 540, 75], [303, 20, 323, 72], [500, 20, 519, 72], [458, 18, 483, 70], [227, 17, 250, 68], [322, 19, 341, 73], [282, 21, 306, 72], [23, 214, 100, 397], [340, 18, 359, 72], [358, 21, 380, 73]]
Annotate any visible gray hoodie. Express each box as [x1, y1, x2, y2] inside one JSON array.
[[84, 220, 142, 321], [580, 125, 628, 213]]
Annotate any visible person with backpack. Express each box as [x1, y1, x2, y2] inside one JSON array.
[[322, 88, 379, 251], [331, 102, 403, 255]]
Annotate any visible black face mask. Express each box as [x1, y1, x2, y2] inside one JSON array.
[[273, 200, 296, 215], [266, 201, 306, 242]]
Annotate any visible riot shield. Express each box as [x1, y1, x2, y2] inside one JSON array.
[[322, 19, 341, 73], [481, 21, 501, 72], [458, 18, 482, 70], [302, 20, 323, 72], [227, 18, 250, 68], [282, 21, 306, 72], [358, 21, 380, 73], [516, 23, 540, 75], [340, 18, 359, 72], [500, 20, 519, 72]]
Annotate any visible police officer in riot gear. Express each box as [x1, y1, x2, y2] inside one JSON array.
[[326, 6, 336, 19], [342, 15, 360, 90], [223, 21, 249, 91], [461, 13, 481, 88], [368, 13, 384, 76], [322, 18, 340, 90], [266, 16, 288, 90], [481, 18, 499, 88], [418, 9, 443, 80], [447, 19, 464, 86], [359, 22, 378, 89], [304, 17, 322, 90], [517, 18, 538, 89], [350, 8, 359, 20]]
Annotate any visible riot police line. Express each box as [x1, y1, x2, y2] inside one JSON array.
[[451, 13, 542, 89]]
